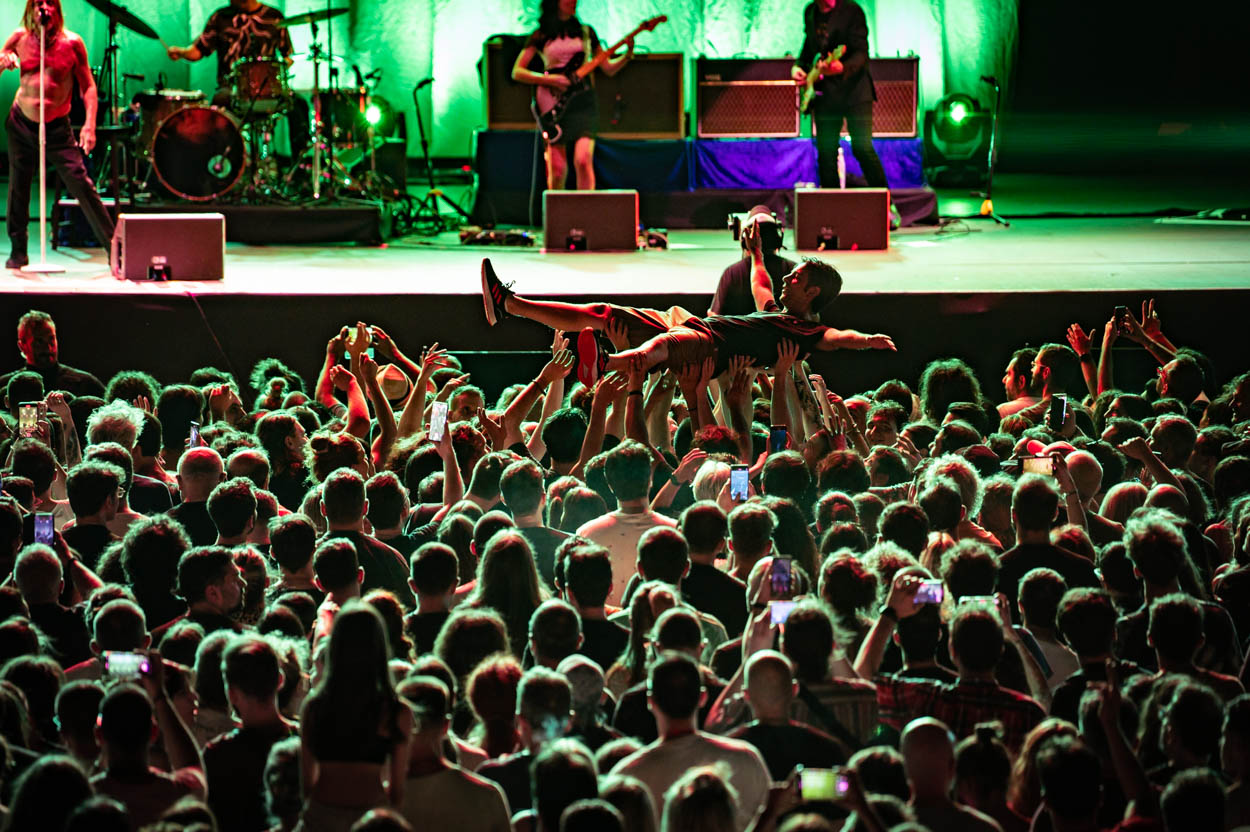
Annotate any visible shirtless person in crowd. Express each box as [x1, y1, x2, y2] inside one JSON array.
[[1, 0, 113, 268]]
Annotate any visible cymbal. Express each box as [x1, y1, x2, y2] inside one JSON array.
[[276, 7, 349, 28], [83, 0, 160, 39]]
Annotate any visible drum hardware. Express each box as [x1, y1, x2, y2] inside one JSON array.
[[150, 106, 245, 201], [411, 78, 469, 232]]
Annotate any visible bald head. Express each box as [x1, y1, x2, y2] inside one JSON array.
[[901, 717, 956, 798], [744, 650, 795, 721], [178, 447, 225, 502], [1065, 451, 1102, 501]]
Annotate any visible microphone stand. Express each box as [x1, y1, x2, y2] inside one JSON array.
[[411, 78, 468, 233], [22, 13, 65, 274], [973, 76, 1009, 228]]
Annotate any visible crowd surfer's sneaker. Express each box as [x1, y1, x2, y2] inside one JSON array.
[[576, 327, 608, 388], [481, 258, 513, 326]]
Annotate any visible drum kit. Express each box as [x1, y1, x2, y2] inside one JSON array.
[[85, 0, 402, 206]]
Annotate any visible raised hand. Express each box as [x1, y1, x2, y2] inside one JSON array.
[[697, 356, 717, 389], [477, 406, 507, 449], [45, 391, 71, 421], [675, 361, 702, 392], [369, 324, 397, 360], [327, 326, 350, 359], [329, 365, 355, 392], [552, 329, 569, 356], [604, 317, 630, 351], [358, 352, 380, 380], [594, 371, 628, 404], [773, 339, 801, 373], [1066, 323, 1092, 356], [1102, 316, 1120, 348], [420, 342, 449, 375], [867, 333, 897, 351], [741, 221, 763, 260], [345, 321, 371, 360], [672, 448, 709, 484], [1118, 436, 1153, 463], [540, 349, 576, 384], [1139, 298, 1163, 341]]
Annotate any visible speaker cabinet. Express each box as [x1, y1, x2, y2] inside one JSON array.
[[110, 213, 226, 280], [866, 57, 919, 137], [696, 58, 799, 138], [793, 188, 890, 251], [483, 35, 538, 130], [594, 53, 684, 139], [543, 190, 639, 252]]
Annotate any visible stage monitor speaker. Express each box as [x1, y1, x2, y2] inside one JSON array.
[[372, 138, 408, 191], [483, 35, 539, 130], [543, 190, 638, 252], [110, 213, 225, 280], [595, 53, 684, 139], [696, 58, 799, 138], [793, 188, 890, 251]]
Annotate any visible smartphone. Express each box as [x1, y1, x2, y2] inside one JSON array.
[[914, 579, 944, 605], [103, 651, 150, 682], [769, 556, 793, 597], [797, 767, 850, 802], [958, 595, 999, 607], [769, 425, 788, 454], [429, 400, 450, 443], [18, 403, 38, 437], [188, 421, 201, 448], [769, 600, 797, 625], [729, 464, 749, 502], [1048, 394, 1069, 430], [1021, 455, 1055, 476], [34, 512, 54, 544], [1114, 305, 1131, 334]]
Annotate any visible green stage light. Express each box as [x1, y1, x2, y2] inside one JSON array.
[[948, 100, 968, 124], [933, 93, 981, 144], [365, 103, 384, 126]]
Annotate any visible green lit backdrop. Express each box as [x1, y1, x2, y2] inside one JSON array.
[[0, 0, 1017, 158]]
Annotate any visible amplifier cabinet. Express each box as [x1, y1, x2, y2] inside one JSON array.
[[696, 58, 799, 138], [110, 213, 226, 280], [793, 188, 890, 251], [543, 190, 639, 252]]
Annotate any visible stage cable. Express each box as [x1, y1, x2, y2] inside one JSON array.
[[183, 290, 240, 383]]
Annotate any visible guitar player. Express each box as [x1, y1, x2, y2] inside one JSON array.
[[791, 0, 887, 192], [512, 0, 633, 190]]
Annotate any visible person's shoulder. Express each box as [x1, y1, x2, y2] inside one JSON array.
[[574, 514, 613, 536], [647, 511, 679, 527], [955, 804, 1004, 832], [829, 675, 877, 693], [993, 683, 1046, 713]]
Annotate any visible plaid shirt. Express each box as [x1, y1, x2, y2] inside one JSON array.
[[874, 675, 1045, 751]]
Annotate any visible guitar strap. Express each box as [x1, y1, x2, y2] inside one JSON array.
[[795, 684, 863, 752]]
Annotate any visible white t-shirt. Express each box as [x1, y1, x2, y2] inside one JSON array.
[[611, 732, 772, 831], [401, 765, 512, 832], [577, 510, 678, 607]]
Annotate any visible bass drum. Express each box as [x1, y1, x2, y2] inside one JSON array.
[[151, 106, 246, 201]]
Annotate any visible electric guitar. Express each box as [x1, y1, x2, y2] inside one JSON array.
[[799, 45, 846, 113], [533, 14, 667, 142]]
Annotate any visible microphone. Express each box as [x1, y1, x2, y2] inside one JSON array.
[[365, 69, 382, 81], [38, 6, 51, 25], [352, 63, 365, 88], [980, 75, 998, 85], [415, 77, 434, 91], [124, 73, 145, 81]]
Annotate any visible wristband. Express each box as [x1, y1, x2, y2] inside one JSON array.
[[628, 390, 643, 397], [668, 471, 685, 486], [1078, 353, 1095, 363], [878, 604, 899, 623]]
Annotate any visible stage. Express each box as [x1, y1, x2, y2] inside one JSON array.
[[3, 171, 1248, 402]]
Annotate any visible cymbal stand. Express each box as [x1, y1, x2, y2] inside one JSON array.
[[411, 80, 468, 231]]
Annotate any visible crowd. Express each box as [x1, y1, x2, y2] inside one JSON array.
[[0, 234, 1247, 832]]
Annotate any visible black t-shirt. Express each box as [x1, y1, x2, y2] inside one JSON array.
[[995, 543, 1100, 620], [580, 617, 629, 671], [685, 311, 829, 377], [1116, 601, 1240, 674], [682, 563, 748, 638], [137, 592, 187, 632], [204, 721, 294, 832], [1050, 659, 1144, 725], [404, 610, 451, 656], [194, 3, 293, 87], [377, 531, 422, 561], [0, 362, 105, 398], [165, 501, 218, 546], [612, 675, 725, 743], [730, 721, 849, 781], [518, 525, 570, 589], [478, 750, 533, 814], [61, 524, 118, 570], [268, 468, 309, 513], [29, 602, 91, 668], [129, 475, 173, 515], [709, 254, 800, 319], [319, 530, 415, 608]]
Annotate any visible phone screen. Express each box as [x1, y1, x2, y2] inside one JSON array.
[[19, 404, 37, 436], [188, 421, 201, 448], [915, 579, 944, 605], [1114, 305, 1130, 332], [104, 651, 150, 682], [769, 600, 796, 625], [34, 513, 54, 544], [729, 465, 749, 501], [429, 400, 450, 443], [798, 768, 850, 802], [769, 425, 787, 454], [769, 556, 793, 597], [1048, 395, 1068, 429], [1022, 456, 1054, 476]]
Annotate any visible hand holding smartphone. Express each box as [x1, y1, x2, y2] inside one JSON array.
[[18, 403, 38, 437], [769, 556, 793, 597], [797, 767, 851, 802], [914, 579, 944, 605], [34, 512, 54, 544], [429, 400, 450, 443], [729, 464, 749, 502], [103, 651, 151, 683], [188, 421, 202, 448]]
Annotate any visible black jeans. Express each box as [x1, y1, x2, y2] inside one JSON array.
[[814, 100, 887, 189], [6, 106, 115, 251]]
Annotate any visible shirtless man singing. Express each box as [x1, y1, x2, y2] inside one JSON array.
[[2, 0, 114, 268]]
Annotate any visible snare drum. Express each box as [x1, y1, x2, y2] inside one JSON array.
[[230, 57, 290, 116], [132, 89, 206, 156]]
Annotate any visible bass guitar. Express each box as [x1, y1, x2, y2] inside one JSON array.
[[533, 14, 667, 143], [799, 45, 846, 114]]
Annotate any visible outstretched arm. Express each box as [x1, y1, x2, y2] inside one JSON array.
[[741, 223, 778, 312], [817, 327, 896, 352]]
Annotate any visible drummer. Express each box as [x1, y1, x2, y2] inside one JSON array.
[[166, 0, 311, 154]]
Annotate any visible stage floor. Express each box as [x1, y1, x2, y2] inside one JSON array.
[[2, 215, 1248, 298]]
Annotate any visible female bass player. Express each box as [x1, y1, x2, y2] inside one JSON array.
[[511, 0, 633, 190]]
